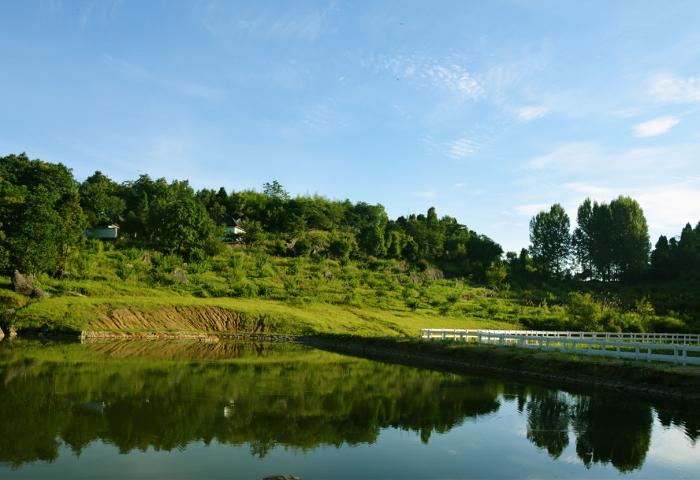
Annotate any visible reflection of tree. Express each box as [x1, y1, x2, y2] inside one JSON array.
[[572, 397, 652, 473], [526, 391, 571, 458], [0, 341, 682, 475], [656, 408, 700, 445], [0, 342, 501, 466]]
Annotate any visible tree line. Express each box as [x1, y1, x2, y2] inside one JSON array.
[[3, 153, 699, 288], [0, 153, 501, 279], [524, 197, 700, 283]]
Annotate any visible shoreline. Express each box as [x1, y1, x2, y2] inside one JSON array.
[[303, 335, 700, 403]]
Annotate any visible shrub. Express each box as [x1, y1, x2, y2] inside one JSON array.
[[566, 292, 601, 331], [293, 238, 311, 257]]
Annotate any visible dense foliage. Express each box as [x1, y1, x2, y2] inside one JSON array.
[[1, 153, 501, 280], [2, 152, 700, 332], [0, 154, 84, 275]]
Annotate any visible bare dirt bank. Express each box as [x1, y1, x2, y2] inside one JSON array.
[[91, 305, 271, 333]]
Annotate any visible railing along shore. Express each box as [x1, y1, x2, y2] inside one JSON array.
[[419, 329, 700, 366]]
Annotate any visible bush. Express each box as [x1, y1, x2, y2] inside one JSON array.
[[566, 292, 601, 331], [293, 238, 311, 257]]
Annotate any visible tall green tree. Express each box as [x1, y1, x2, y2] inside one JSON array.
[[529, 204, 571, 277], [158, 196, 219, 260], [0, 153, 85, 274], [572, 199, 594, 279], [79, 171, 125, 227], [609, 196, 650, 280]]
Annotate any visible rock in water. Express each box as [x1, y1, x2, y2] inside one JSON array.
[[262, 476, 301, 480]]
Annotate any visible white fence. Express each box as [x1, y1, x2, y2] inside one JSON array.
[[419, 329, 700, 366]]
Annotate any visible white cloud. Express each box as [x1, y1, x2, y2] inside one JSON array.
[[633, 116, 680, 138], [448, 136, 479, 159], [196, 2, 332, 41], [516, 105, 548, 122], [422, 134, 480, 160], [523, 142, 692, 174], [426, 64, 483, 99], [379, 55, 483, 100], [514, 203, 549, 216], [525, 142, 601, 171], [648, 74, 700, 103], [562, 179, 700, 237]]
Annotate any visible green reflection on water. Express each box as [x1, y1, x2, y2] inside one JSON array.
[[0, 339, 697, 476]]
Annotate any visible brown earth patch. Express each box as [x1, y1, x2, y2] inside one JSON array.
[[91, 306, 271, 333]]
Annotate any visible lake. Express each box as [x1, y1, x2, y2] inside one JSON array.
[[0, 339, 698, 479]]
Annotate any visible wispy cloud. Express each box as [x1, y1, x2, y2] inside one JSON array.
[[78, 0, 122, 30], [103, 55, 225, 101], [633, 116, 679, 138], [300, 99, 347, 133], [423, 134, 480, 160], [523, 142, 693, 173], [448, 136, 479, 159], [378, 55, 483, 100], [525, 142, 601, 171], [514, 203, 549, 216], [648, 74, 700, 103], [196, 2, 333, 41], [516, 105, 548, 122]]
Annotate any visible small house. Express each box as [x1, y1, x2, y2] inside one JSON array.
[[86, 224, 119, 240], [222, 225, 246, 243]]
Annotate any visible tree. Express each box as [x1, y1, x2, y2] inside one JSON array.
[[609, 196, 650, 281], [158, 197, 219, 260], [572, 199, 594, 279], [79, 171, 125, 227], [262, 180, 289, 201], [529, 204, 571, 277], [650, 235, 672, 280], [0, 153, 85, 275]]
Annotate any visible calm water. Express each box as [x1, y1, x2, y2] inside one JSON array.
[[0, 340, 698, 480]]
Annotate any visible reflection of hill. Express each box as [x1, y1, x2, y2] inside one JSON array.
[[0, 341, 500, 466], [0, 340, 690, 473]]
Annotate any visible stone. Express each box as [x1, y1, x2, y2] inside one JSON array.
[[172, 267, 188, 284], [31, 286, 49, 299], [262, 476, 300, 480], [12, 270, 35, 295]]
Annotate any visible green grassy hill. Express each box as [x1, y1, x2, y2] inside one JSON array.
[[0, 243, 688, 337]]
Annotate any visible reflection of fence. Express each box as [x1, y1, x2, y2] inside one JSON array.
[[419, 329, 700, 366]]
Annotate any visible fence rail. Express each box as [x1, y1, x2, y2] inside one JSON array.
[[419, 329, 700, 345], [419, 329, 700, 366]]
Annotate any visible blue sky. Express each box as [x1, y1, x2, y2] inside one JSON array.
[[1, 0, 700, 251]]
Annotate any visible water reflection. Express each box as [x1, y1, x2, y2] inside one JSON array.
[[0, 340, 697, 475]]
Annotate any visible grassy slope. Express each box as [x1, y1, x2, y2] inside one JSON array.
[[6, 246, 525, 336], [16, 294, 516, 336]]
